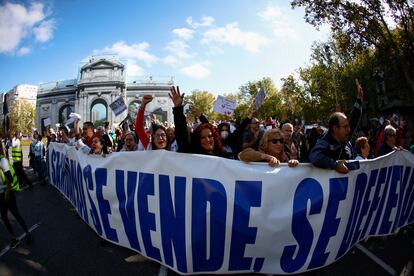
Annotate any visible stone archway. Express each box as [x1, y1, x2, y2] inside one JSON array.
[[90, 99, 108, 127]]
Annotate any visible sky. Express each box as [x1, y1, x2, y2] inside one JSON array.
[[0, 0, 331, 96]]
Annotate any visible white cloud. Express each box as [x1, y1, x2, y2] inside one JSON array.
[[258, 4, 300, 40], [165, 40, 194, 59], [126, 59, 145, 76], [180, 63, 210, 79], [93, 41, 158, 66], [17, 46, 31, 56], [0, 2, 54, 53], [201, 22, 269, 53], [33, 19, 55, 42], [186, 16, 214, 28], [172, 28, 194, 40], [162, 55, 179, 65]]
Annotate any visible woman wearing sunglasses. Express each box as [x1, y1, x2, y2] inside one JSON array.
[[238, 128, 299, 167], [135, 95, 170, 150]]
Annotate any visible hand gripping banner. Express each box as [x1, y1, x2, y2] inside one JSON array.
[[47, 143, 414, 274]]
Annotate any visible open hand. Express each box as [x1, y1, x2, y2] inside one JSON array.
[[169, 86, 184, 107]]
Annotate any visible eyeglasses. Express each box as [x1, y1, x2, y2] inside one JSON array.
[[388, 134, 397, 137], [270, 138, 284, 144], [153, 133, 166, 139], [251, 121, 260, 125]]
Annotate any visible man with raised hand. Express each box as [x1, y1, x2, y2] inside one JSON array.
[[310, 79, 363, 174]]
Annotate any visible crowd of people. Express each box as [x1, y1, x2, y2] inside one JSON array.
[[31, 83, 413, 170], [1, 82, 413, 260]]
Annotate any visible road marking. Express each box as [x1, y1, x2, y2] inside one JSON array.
[[158, 265, 168, 276], [355, 243, 396, 275], [0, 222, 40, 258]]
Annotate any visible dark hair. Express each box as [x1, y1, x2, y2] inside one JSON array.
[[217, 122, 231, 145], [91, 136, 108, 154], [125, 132, 138, 143], [151, 124, 170, 150], [83, 121, 94, 130], [217, 122, 230, 132], [328, 112, 345, 133]]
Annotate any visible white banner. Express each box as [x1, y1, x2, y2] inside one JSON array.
[[213, 95, 236, 116], [47, 143, 414, 274]]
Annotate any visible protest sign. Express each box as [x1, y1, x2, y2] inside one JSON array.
[[43, 117, 51, 127], [253, 87, 266, 110], [213, 95, 236, 116], [109, 96, 127, 116]]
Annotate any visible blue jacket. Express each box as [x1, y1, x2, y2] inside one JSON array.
[[309, 100, 362, 169]]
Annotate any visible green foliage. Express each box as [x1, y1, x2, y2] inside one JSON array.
[[94, 118, 106, 127], [234, 77, 282, 120], [292, 0, 414, 98], [9, 99, 36, 135], [184, 90, 216, 121]]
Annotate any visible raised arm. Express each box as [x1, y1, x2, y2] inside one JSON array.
[[135, 95, 153, 150], [170, 86, 191, 153], [349, 78, 364, 139], [190, 105, 209, 124]]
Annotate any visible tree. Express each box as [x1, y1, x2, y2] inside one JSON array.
[[234, 77, 282, 120], [184, 90, 216, 121], [280, 75, 309, 120], [9, 99, 36, 135], [291, 0, 414, 96]]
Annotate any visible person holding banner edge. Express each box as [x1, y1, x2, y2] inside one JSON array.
[[239, 128, 299, 167], [309, 79, 364, 174]]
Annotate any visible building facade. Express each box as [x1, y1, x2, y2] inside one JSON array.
[[0, 84, 38, 135], [36, 56, 174, 134]]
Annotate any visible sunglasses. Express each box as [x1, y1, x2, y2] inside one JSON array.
[[270, 138, 284, 144]]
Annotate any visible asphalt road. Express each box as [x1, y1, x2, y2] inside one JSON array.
[[0, 146, 412, 276]]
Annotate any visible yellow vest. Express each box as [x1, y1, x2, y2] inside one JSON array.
[[11, 142, 22, 162], [0, 155, 20, 191]]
